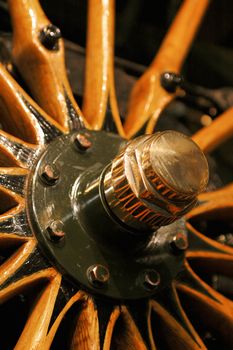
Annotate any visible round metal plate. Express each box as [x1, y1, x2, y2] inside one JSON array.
[[27, 130, 186, 300]]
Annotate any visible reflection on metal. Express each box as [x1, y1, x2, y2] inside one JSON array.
[[104, 130, 209, 231]]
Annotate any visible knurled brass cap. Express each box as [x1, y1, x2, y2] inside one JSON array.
[[103, 131, 209, 231]]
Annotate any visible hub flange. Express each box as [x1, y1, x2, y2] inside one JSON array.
[[27, 130, 188, 299]]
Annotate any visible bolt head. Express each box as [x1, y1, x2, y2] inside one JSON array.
[[47, 220, 65, 242], [87, 264, 109, 288], [170, 232, 189, 253], [143, 270, 160, 290], [40, 164, 60, 185], [39, 24, 61, 50], [75, 133, 92, 151], [160, 72, 183, 93]]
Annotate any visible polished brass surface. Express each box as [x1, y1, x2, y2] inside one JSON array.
[[104, 130, 209, 231]]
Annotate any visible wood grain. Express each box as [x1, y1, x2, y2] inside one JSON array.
[[14, 272, 61, 350], [44, 291, 87, 349], [8, 0, 86, 130], [103, 306, 147, 350], [124, 0, 209, 138], [83, 0, 125, 136], [0, 63, 65, 144], [71, 296, 100, 350]]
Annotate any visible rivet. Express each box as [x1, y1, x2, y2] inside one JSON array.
[[87, 264, 109, 288]]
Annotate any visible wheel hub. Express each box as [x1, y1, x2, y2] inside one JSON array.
[[27, 130, 208, 299]]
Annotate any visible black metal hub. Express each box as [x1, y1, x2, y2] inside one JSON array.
[[27, 130, 188, 300]]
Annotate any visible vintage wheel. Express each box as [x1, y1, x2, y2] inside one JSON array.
[[0, 0, 232, 349]]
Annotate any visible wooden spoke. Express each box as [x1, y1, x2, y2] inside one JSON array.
[[8, 0, 87, 131], [14, 272, 61, 350], [0, 267, 57, 304], [186, 223, 233, 260], [0, 208, 32, 237], [44, 291, 87, 349], [176, 261, 233, 348], [124, 0, 209, 138], [83, 0, 125, 136], [0, 130, 39, 168], [192, 107, 233, 153], [103, 306, 147, 350], [127, 300, 156, 350], [150, 284, 206, 349], [0, 167, 28, 195], [70, 296, 100, 350], [0, 63, 63, 145], [186, 184, 233, 221], [0, 237, 36, 288], [151, 300, 206, 350], [0, 185, 23, 215]]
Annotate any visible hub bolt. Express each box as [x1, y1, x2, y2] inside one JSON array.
[[75, 133, 92, 151], [143, 270, 160, 290], [87, 264, 109, 288], [47, 220, 65, 242], [40, 164, 60, 186], [170, 232, 189, 253]]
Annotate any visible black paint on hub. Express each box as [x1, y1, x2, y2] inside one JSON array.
[[27, 130, 187, 300]]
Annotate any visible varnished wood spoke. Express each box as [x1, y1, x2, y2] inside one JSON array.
[[0, 63, 63, 145], [8, 0, 87, 131], [176, 261, 233, 348], [0, 237, 36, 288], [83, 0, 125, 136], [0, 208, 32, 237], [70, 296, 100, 350], [0, 245, 50, 293], [150, 287, 206, 349], [0, 130, 40, 168], [124, 0, 209, 138], [192, 107, 233, 153], [44, 291, 88, 349], [0, 267, 57, 304], [127, 300, 156, 349], [103, 306, 147, 350], [0, 185, 23, 214], [186, 222, 233, 256], [14, 272, 61, 350], [0, 167, 28, 195], [198, 183, 233, 203]]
